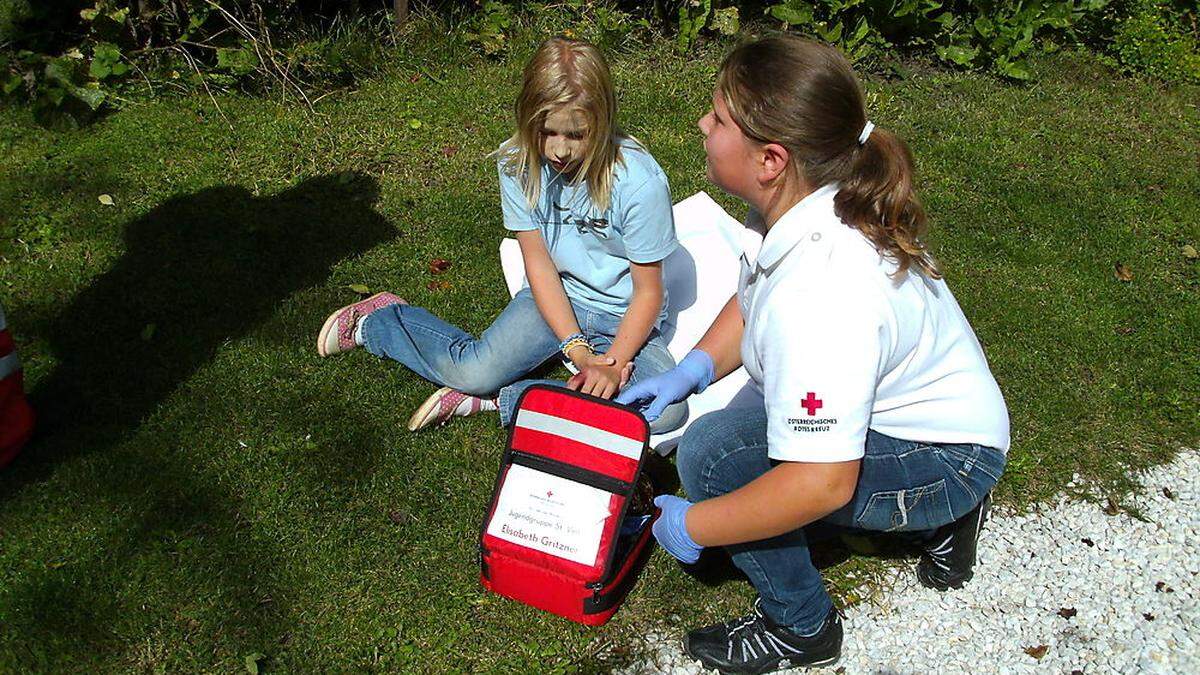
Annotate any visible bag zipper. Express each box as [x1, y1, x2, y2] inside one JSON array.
[[508, 450, 633, 495]]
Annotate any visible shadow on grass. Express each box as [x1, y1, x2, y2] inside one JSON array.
[[0, 173, 394, 666]]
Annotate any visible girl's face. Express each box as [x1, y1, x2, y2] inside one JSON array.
[[540, 106, 590, 175], [698, 90, 760, 201]]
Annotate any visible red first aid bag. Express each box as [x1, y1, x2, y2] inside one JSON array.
[[479, 385, 658, 626], [1, 305, 34, 470]]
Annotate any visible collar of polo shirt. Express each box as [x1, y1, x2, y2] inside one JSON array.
[[747, 183, 841, 271]]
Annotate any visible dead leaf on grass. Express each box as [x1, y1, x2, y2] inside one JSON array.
[[426, 280, 451, 292], [429, 258, 452, 274], [1104, 496, 1120, 515], [1115, 326, 1135, 335], [1114, 262, 1133, 282], [441, 145, 460, 158]]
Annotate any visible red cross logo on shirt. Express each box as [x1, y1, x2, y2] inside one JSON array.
[[801, 392, 823, 416]]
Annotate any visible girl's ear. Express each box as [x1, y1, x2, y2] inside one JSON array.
[[758, 142, 791, 186]]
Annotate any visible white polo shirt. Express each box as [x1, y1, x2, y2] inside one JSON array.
[[738, 184, 1010, 463]]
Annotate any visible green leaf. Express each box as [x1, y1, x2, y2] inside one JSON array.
[[936, 44, 978, 67], [80, 8, 100, 21], [998, 58, 1032, 80], [89, 60, 111, 80], [973, 16, 994, 38], [408, 118, 422, 130], [244, 653, 266, 674], [44, 58, 77, 87], [767, 2, 813, 27], [348, 284, 370, 294], [2, 75, 22, 96], [98, 194, 114, 206], [818, 21, 844, 43], [72, 85, 106, 111]]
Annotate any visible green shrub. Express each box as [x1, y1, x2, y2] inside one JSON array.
[[1109, 0, 1200, 82]]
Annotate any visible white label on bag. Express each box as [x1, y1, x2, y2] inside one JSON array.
[[486, 464, 613, 566]]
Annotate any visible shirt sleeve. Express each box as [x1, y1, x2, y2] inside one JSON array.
[[758, 280, 890, 463], [618, 174, 677, 264], [498, 163, 537, 232]]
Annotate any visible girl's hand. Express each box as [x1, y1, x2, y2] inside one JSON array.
[[567, 359, 626, 399]]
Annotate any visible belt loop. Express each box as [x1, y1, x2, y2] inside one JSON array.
[[960, 445, 978, 476]]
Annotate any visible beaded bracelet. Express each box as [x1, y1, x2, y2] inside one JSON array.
[[559, 332, 594, 360]]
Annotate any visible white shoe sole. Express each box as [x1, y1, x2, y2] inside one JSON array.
[[316, 292, 394, 358], [407, 386, 454, 431]]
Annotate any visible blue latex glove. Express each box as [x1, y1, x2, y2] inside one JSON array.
[[615, 349, 714, 422], [652, 494, 703, 564]]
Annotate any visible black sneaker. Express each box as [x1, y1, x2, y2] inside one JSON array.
[[683, 599, 841, 674], [916, 491, 992, 591]]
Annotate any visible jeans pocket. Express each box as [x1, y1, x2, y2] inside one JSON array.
[[932, 445, 1006, 511], [854, 479, 952, 532]]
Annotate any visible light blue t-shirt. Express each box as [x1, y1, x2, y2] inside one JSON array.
[[499, 138, 677, 323]]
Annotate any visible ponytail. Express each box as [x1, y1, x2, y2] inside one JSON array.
[[835, 127, 940, 279], [718, 35, 940, 280]]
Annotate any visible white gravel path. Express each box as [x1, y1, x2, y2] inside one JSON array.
[[622, 448, 1200, 674]]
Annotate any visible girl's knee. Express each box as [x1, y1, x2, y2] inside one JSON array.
[[439, 364, 508, 397]]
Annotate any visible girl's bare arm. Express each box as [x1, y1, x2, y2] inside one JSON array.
[[516, 229, 583, 341]]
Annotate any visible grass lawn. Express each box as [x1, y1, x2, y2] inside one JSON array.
[[0, 23, 1197, 671]]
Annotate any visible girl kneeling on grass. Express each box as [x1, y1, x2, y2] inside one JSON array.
[[317, 37, 686, 434], [616, 36, 1010, 673]]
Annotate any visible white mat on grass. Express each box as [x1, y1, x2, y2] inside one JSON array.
[[499, 191, 763, 454]]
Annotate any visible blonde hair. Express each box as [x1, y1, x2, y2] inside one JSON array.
[[498, 37, 624, 213], [718, 35, 940, 279]]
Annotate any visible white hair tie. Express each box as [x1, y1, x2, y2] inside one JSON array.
[[858, 121, 875, 145]]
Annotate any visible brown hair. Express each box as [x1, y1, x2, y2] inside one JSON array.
[[717, 35, 940, 279], [497, 37, 624, 212]]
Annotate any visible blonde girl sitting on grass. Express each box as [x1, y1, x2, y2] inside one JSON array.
[[317, 37, 688, 434]]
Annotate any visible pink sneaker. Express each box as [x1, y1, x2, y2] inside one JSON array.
[[407, 386, 498, 431], [316, 292, 406, 357]]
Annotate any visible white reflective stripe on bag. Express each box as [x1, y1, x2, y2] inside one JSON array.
[[0, 350, 20, 380]]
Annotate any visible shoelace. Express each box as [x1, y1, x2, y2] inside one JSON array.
[[726, 600, 767, 641]]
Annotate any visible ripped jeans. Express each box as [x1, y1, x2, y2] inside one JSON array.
[[676, 403, 1005, 636]]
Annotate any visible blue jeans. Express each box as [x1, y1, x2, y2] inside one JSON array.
[[676, 404, 1005, 635], [360, 288, 687, 433]]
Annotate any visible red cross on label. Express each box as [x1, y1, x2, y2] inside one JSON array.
[[546, 490, 554, 498], [801, 392, 823, 416]]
